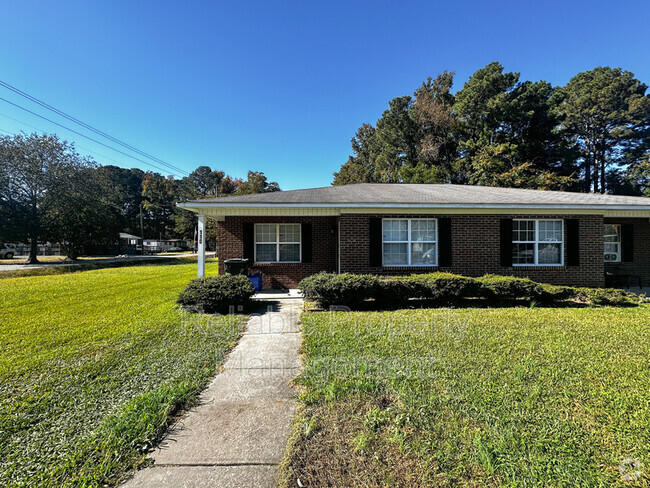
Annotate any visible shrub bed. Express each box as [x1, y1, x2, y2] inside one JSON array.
[[299, 272, 643, 310], [178, 274, 255, 314], [300, 273, 378, 309], [476, 274, 544, 302]]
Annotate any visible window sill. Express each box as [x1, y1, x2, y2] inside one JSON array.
[[511, 264, 565, 268], [382, 264, 438, 268]]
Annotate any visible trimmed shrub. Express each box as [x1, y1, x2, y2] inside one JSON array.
[[178, 275, 255, 314], [300, 272, 378, 308], [405, 273, 479, 303], [374, 277, 413, 309], [299, 271, 643, 310], [576, 287, 640, 306], [477, 274, 543, 302], [539, 284, 579, 304]]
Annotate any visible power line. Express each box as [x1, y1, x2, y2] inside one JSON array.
[[0, 96, 185, 178], [0, 79, 189, 176], [0, 111, 138, 167]]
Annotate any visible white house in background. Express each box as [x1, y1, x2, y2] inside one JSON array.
[[142, 238, 190, 253]]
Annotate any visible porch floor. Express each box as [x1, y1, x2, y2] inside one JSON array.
[[252, 289, 303, 300]]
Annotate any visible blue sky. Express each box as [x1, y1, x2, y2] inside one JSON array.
[[1, 0, 649, 189]]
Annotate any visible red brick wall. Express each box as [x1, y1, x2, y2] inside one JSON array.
[[339, 213, 605, 287], [217, 216, 338, 289], [605, 217, 650, 286], [218, 213, 610, 289]]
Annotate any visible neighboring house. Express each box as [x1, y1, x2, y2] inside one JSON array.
[[119, 233, 142, 254], [178, 183, 650, 290], [142, 238, 189, 253]]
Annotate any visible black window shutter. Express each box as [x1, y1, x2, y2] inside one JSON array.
[[622, 223, 634, 262], [438, 218, 452, 267], [242, 223, 254, 261], [302, 223, 313, 263], [500, 219, 513, 267], [369, 218, 382, 267], [566, 219, 580, 266]]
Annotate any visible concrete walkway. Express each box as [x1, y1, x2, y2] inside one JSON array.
[[124, 298, 302, 488]]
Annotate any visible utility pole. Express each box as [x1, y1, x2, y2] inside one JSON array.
[[139, 203, 145, 254]]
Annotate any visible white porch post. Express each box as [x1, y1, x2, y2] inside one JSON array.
[[197, 213, 206, 278]]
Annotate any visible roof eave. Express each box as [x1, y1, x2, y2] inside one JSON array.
[[177, 202, 650, 211]]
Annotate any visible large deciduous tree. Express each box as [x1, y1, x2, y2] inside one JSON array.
[[0, 133, 114, 262], [556, 67, 650, 193]]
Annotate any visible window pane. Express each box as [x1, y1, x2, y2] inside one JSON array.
[[411, 219, 436, 242], [513, 243, 535, 264], [256, 243, 276, 261], [604, 243, 620, 253], [538, 243, 562, 264], [513, 220, 534, 241], [539, 221, 562, 242], [255, 224, 276, 243], [382, 220, 407, 242], [604, 224, 620, 242], [279, 243, 300, 262], [279, 224, 300, 243], [411, 242, 436, 265], [383, 243, 408, 265]]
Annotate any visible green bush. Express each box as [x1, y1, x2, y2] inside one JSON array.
[[576, 287, 640, 306], [539, 284, 580, 303], [299, 271, 643, 310], [476, 274, 543, 302], [177, 275, 255, 314], [374, 277, 414, 309], [300, 272, 378, 308], [406, 273, 479, 303]]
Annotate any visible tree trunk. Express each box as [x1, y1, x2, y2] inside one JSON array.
[[584, 141, 592, 192], [593, 155, 599, 193], [600, 157, 606, 194], [25, 237, 39, 264]]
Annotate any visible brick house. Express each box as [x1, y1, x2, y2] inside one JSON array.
[[178, 184, 650, 290]]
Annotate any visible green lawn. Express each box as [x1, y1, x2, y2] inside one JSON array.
[[0, 260, 244, 487], [283, 307, 650, 487]]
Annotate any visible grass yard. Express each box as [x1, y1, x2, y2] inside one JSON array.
[[283, 307, 650, 487], [0, 260, 243, 487]]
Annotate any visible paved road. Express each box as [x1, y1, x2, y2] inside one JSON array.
[[123, 298, 302, 488], [0, 254, 202, 272]]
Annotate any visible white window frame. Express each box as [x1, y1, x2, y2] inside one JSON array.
[[512, 219, 564, 267], [254, 223, 301, 263], [382, 218, 438, 267], [604, 224, 621, 263]]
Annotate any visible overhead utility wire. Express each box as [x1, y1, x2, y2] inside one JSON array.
[[0, 111, 141, 167], [0, 79, 188, 176], [0, 96, 183, 177]]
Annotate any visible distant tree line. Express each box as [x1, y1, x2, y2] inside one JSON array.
[[0, 133, 280, 262], [334, 63, 650, 195]]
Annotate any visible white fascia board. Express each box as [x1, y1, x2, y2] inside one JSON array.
[[177, 201, 650, 212]]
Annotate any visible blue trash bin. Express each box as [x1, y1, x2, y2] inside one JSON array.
[[248, 273, 262, 292]]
